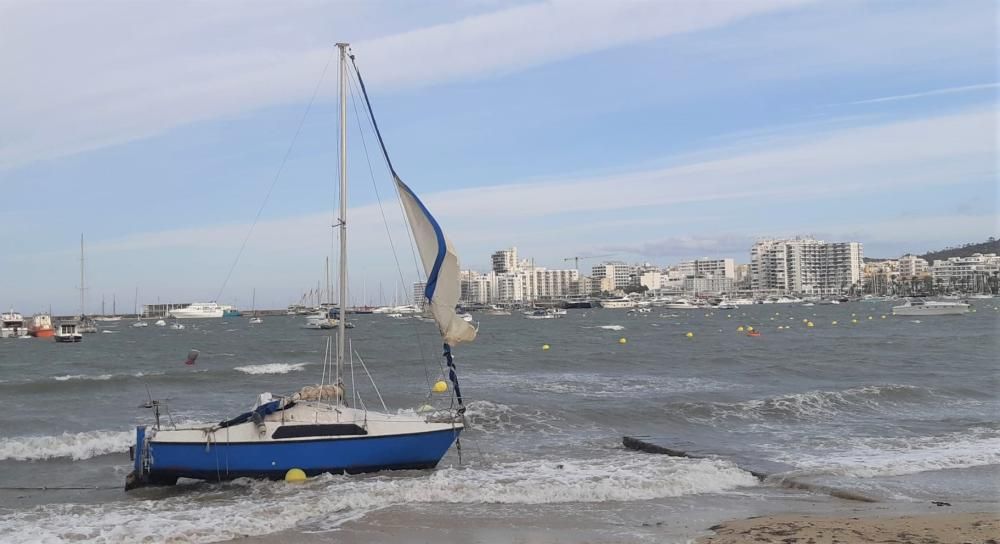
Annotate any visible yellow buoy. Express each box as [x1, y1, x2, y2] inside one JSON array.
[[685, 332, 694, 338], [542, 344, 550, 351], [832, 320, 838, 325], [806, 321, 814, 327], [432, 380, 448, 393], [802, 318, 808, 323], [777, 325, 783, 330], [727, 314, 732, 318], [747, 326, 754, 331], [851, 319, 858, 324], [867, 316, 873, 320], [285, 468, 307, 483], [851, 313, 856, 317], [737, 326, 745, 332], [618, 337, 628, 344], [775, 312, 780, 316], [881, 315, 886, 319], [769, 317, 775, 321]]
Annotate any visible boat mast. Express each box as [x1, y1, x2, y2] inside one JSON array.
[[79, 233, 85, 317], [336, 42, 349, 400]]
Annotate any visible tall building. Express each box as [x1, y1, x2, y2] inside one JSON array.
[[751, 238, 863, 295], [491, 247, 519, 274], [412, 282, 427, 309], [591, 262, 636, 290], [677, 258, 735, 279]]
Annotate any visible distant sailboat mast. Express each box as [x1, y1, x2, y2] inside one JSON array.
[[79, 234, 86, 318]]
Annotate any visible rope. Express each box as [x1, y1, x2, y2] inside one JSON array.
[[0, 485, 119, 490], [213, 47, 337, 302]]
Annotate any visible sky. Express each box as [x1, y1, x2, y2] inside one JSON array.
[[0, 0, 996, 313]]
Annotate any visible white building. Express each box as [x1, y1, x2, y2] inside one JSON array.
[[932, 253, 999, 291], [683, 276, 734, 295], [898, 254, 930, 277], [460, 271, 492, 304], [638, 270, 661, 291], [491, 247, 519, 274], [678, 258, 735, 279], [751, 238, 864, 295], [592, 262, 636, 290], [412, 282, 427, 309]]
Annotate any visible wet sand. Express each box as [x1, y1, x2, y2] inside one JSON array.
[[697, 512, 999, 544], [226, 496, 1000, 544]]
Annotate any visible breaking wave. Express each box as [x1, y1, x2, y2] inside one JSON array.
[[0, 454, 756, 543], [777, 428, 1000, 478], [675, 384, 934, 424], [0, 430, 133, 461], [53, 374, 114, 381], [234, 363, 309, 375]]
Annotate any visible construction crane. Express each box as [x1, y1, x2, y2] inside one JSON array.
[[563, 254, 617, 271]]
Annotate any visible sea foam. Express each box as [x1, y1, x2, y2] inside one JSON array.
[[0, 454, 756, 543], [234, 363, 309, 375], [0, 430, 133, 461]]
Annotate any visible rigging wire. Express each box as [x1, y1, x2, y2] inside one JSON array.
[[213, 48, 337, 303]]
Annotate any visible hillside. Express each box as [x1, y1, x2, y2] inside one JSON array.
[[919, 238, 999, 262]]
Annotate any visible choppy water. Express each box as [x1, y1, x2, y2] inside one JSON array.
[[1, 302, 998, 542]]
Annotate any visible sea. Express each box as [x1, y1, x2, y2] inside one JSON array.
[[1, 302, 997, 543]]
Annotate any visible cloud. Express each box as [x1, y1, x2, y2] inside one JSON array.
[[603, 234, 753, 259], [844, 82, 999, 106], [76, 105, 994, 260], [0, 0, 808, 169]]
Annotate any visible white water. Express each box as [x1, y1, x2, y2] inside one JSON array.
[[0, 454, 756, 543], [777, 428, 1000, 478], [233, 363, 309, 375], [0, 430, 133, 461]]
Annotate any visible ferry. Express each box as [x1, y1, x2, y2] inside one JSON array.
[[1, 310, 28, 338], [168, 302, 225, 319], [28, 314, 55, 338]]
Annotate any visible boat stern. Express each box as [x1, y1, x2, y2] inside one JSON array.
[[125, 425, 148, 491]]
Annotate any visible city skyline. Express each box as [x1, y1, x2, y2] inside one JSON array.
[[1, 1, 996, 313]]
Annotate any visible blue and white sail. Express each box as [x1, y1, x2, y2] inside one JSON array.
[[395, 178, 477, 346]]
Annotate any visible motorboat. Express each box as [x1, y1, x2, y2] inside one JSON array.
[[599, 297, 635, 309], [54, 321, 83, 343], [168, 302, 225, 319], [154, 320, 167, 327], [249, 317, 264, 324], [1, 310, 28, 338], [892, 299, 969, 316], [661, 299, 699, 309], [523, 309, 558, 319]]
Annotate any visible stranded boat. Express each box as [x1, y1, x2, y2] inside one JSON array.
[[127, 44, 475, 489]]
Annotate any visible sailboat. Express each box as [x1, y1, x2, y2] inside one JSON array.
[[70, 234, 98, 334], [249, 288, 263, 324], [131, 287, 149, 328], [126, 44, 476, 489]]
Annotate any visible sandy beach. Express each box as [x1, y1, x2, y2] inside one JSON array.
[[698, 512, 999, 544]]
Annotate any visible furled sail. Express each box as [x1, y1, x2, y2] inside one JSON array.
[[395, 177, 477, 345]]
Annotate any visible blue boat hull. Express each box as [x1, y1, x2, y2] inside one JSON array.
[[128, 426, 461, 488]]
